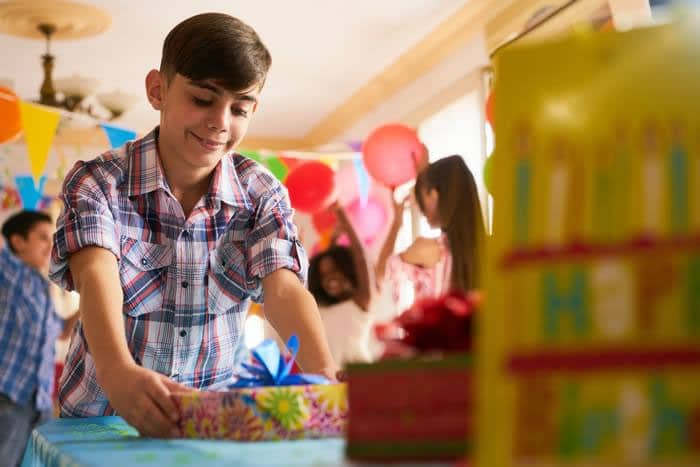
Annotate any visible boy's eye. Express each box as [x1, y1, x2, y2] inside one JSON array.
[[192, 97, 212, 106], [232, 107, 248, 118]]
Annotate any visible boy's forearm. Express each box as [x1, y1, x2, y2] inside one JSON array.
[[69, 247, 134, 380], [262, 269, 336, 374]]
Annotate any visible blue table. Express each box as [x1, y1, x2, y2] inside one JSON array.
[[20, 416, 348, 467]]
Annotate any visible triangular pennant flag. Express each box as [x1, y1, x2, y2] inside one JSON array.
[[239, 150, 262, 163], [19, 102, 60, 180], [347, 140, 363, 152], [353, 157, 370, 207], [15, 175, 47, 211], [100, 123, 137, 149]]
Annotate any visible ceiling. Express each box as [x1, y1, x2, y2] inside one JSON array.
[[0, 0, 472, 144]]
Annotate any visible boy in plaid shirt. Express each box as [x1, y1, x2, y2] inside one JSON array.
[[50, 13, 337, 438]]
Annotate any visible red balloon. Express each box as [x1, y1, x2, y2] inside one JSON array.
[[285, 162, 336, 213], [485, 92, 495, 127], [311, 207, 337, 233], [362, 123, 423, 188]]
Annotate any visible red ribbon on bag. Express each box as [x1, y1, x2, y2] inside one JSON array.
[[375, 290, 481, 358]]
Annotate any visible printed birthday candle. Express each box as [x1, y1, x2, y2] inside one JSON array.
[[478, 16, 700, 467], [641, 121, 665, 237], [513, 126, 533, 247], [669, 121, 689, 234]]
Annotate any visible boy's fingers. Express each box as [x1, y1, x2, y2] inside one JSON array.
[[161, 377, 193, 393], [147, 378, 181, 424], [133, 393, 177, 438], [141, 407, 175, 438]]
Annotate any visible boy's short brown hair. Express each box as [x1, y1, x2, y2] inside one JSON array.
[[160, 12, 272, 92]]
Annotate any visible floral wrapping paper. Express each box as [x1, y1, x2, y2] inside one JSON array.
[[174, 383, 347, 441]]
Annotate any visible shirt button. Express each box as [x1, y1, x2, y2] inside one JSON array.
[[141, 258, 148, 266], [181, 281, 189, 289], [179, 329, 187, 337]]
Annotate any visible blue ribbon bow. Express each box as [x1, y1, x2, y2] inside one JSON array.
[[230, 335, 330, 388]]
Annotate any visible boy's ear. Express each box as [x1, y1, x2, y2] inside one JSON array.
[[145, 69, 165, 110], [9, 233, 25, 253]]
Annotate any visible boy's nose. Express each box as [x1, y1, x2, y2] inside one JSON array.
[[208, 107, 231, 132]]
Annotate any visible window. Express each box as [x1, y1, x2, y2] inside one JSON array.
[[413, 88, 489, 238]]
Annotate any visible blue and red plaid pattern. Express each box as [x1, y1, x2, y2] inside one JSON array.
[[50, 128, 307, 417], [0, 248, 61, 411]]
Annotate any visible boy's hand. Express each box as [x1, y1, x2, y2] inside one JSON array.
[[99, 362, 193, 438], [318, 365, 343, 383]]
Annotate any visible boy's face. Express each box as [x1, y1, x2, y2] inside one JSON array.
[[11, 221, 53, 275], [146, 71, 260, 171]]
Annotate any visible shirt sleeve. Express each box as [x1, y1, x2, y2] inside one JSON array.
[[49, 160, 120, 291], [245, 170, 308, 301]]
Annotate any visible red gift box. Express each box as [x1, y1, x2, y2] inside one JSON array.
[[345, 291, 478, 462], [346, 353, 473, 461]]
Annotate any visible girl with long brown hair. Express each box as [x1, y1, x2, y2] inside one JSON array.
[[377, 155, 485, 303]]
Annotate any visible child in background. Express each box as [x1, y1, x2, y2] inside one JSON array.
[[0, 211, 78, 467], [377, 155, 485, 304], [308, 203, 375, 366]]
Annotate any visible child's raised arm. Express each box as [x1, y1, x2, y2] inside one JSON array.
[[333, 203, 372, 311], [375, 191, 407, 283]]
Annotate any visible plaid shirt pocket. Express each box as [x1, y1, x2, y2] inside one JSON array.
[[119, 236, 173, 317], [208, 243, 249, 314]]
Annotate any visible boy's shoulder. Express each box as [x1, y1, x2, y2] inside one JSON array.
[[0, 248, 47, 289], [62, 144, 132, 194], [62, 131, 157, 195]]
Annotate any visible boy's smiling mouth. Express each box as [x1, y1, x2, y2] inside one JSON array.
[[190, 131, 226, 150]]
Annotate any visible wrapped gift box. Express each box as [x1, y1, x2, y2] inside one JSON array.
[[345, 291, 477, 461], [174, 382, 347, 441], [345, 353, 473, 461]]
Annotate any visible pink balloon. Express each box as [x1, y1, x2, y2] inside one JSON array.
[[362, 124, 423, 188], [334, 164, 361, 206], [346, 196, 388, 246]]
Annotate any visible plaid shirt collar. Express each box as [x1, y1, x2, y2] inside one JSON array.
[[126, 127, 246, 209]]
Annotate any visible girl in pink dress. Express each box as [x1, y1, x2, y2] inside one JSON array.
[[377, 155, 485, 306]]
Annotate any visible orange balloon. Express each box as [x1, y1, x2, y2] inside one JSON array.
[[485, 91, 495, 127], [0, 86, 22, 144]]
